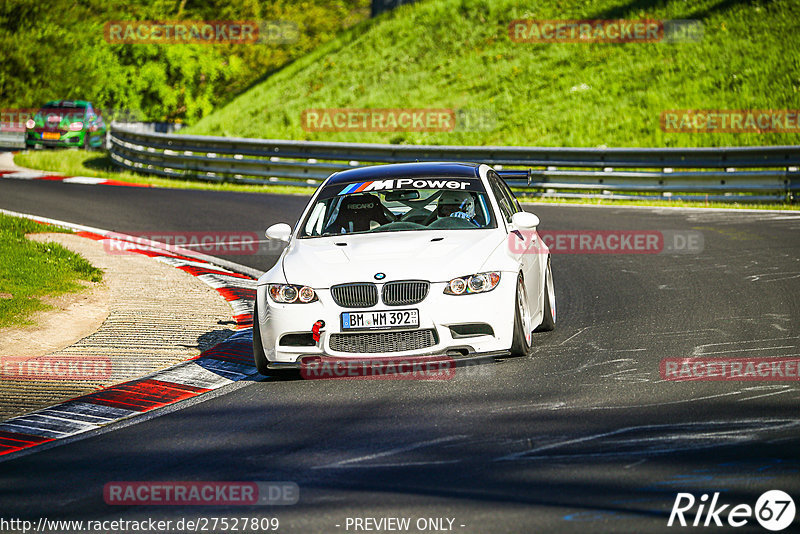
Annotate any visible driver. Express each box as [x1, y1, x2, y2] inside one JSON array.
[[436, 190, 478, 224]]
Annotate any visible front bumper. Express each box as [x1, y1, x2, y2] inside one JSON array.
[[26, 130, 84, 147], [256, 276, 517, 364], [265, 350, 509, 370]]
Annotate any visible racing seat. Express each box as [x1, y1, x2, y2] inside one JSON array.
[[324, 194, 391, 234]]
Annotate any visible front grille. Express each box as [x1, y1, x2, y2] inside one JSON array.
[[382, 280, 429, 306], [329, 329, 437, 353], [331, 283, 378, 308]]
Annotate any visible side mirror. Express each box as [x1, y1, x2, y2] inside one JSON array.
[[265, 223, 292, 242], [511, 211, 539, 230]]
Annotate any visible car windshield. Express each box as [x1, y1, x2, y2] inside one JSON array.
[[36, 105, 86, 122], [300, 178, 497, 237]]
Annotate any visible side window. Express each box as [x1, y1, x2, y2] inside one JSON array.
[[304, 202, 327, 236], [488, 174, 514, 223], [498, 176, 522, 213]]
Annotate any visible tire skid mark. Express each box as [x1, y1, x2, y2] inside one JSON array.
[[315, 435, 468, 469], [691, 336, 799, 356], [494, 419, 800, 463]]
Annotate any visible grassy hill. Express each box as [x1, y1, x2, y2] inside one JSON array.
[[187, 0, 800, 147], [1, 0, 369, 123]]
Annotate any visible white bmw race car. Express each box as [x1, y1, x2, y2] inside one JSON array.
[[253, 162, 555, 373]]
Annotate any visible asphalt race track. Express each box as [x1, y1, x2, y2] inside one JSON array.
[[1, 177, 799, 533]]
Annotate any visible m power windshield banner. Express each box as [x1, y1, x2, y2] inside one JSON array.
[[332, 178, 483, 197]]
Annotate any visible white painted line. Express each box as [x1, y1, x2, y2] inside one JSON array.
[[2, 171, 50, 179], [62, 176, 107, 185]]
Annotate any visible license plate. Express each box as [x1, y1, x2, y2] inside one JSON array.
[[42, 132, 60, 140], [341, 309, 419, 330]]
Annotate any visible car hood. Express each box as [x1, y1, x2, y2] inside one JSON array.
[[281, 230, 506, 287], [37, 110, 84, 130]]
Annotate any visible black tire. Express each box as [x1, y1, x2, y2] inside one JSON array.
[[510, 272, 532, 357], [535, 257, 556, 332], [252, 306, 270, 375]]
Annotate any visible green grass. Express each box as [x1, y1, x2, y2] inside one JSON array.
[[0, 213, 103, 328], [14, 149, 315, 196], [2, 1, 370, 124], [187, 0, 800, 149]]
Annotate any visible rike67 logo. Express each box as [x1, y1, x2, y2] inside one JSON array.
[[668, 490, 796, 531]]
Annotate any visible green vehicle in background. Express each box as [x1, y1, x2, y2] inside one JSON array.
[[25, 100, 107, 150]]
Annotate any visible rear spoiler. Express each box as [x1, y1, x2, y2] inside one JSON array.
[[496, 169, 533, 186]]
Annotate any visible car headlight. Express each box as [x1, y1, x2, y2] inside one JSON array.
[[268, 284, 318, 303], [444, 272, 501, 295], [69, 121, 84, 131], [25, 119, 36, 129]]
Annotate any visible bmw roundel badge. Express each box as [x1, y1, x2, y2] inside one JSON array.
[[374, 272, 386, 280]]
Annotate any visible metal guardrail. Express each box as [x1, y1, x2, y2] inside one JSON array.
[[108, 126, 800, 202], [0, 131, 25, 149]]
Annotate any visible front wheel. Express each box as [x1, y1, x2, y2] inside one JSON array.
[[535, 258, 556, 332], [510, 272, 532, 357], [252, 306, 270, 375]]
